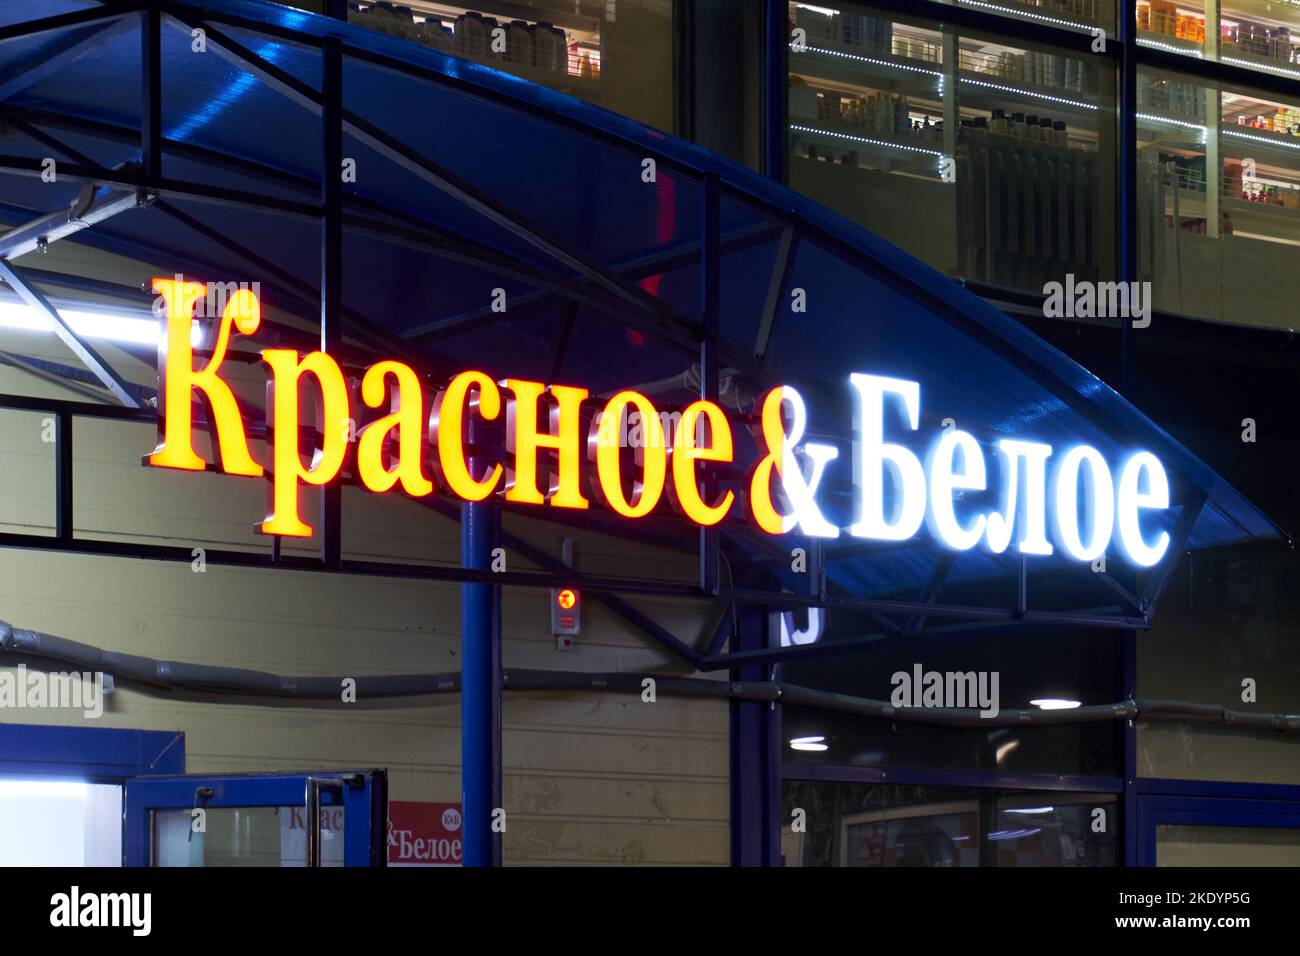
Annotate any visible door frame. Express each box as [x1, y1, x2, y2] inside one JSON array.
[[123, 769, 387, 867], [1135, 779, 1300, 866], [0, 723, 184, 779]]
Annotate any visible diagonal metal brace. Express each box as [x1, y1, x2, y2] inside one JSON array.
[[0, 259, 142, 408]]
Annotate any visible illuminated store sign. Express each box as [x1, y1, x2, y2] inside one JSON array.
[[146, 279, 1172, 567]]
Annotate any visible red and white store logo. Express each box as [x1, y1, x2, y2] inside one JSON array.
[[387, 801, 462, 867]]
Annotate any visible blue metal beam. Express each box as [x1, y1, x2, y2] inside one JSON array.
[[460, 419, 502, 867], [730, 602, 780, 865]]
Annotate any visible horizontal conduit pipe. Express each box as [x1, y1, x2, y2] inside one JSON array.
[[2, 621, 1299, 734]]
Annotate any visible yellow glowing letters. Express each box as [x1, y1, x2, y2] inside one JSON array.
[[504, 379, 589, 510], [592, 390, 666, 519], [149, 277, 262, 476], [669, 400, 735, 526], [431, 370, 502, 502], [259, 350, 350, 537], [357, 361, 434, 496]]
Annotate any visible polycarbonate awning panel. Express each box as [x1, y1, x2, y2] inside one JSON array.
[[0, 0, 1283, 604]]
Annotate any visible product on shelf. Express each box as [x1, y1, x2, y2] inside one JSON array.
[[791, 6, 897, 55], [1229, 104, 1300, 135], [453, 11, 497, 59], [504, 20, 533, 66], [967, 110, 1073, 148], [417, 20, 453, 52], [533, 23, 567, 72], [348, 5, 574, 74], [1222, 19, 1298, 64], [955, 116, 1101, 287], [962, 47, 1096, 95], [1138, 1, 1206, 42], [1138, 76, 1205, 120], [839, 12, 893, 53]]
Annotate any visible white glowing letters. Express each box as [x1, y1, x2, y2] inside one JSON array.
[[145, 278, 1174, 567], [847, 373, 1172, 567]]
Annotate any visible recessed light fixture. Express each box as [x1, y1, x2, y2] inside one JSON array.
[[789, 735, 828, 752], [1030, 698, 1081, 710]]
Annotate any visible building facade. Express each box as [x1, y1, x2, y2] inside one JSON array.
[[0, 0, 1295, 868]]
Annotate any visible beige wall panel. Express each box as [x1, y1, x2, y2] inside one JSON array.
[[0, 307, 728, 865]]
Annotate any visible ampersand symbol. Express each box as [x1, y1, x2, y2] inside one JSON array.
[[749, 386, 839, 537]]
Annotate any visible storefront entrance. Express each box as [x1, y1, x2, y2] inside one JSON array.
[[0, 725, 384, 866]]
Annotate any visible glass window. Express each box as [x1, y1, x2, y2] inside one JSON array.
[[1138, 66, 1300, 329], [336, 2, 676, 133], [1138, 542, 1300, 786], [1137, 0, 1207, 59], [1219, 1, 1300, 79], [780, 620, 1122, 778], [1135, 0, 1300, 81], [153, 805, 345, 866], [781, 781, 1118, 866], [786, 2, 1115, 295], [1156, 824, 1300, 866], [949, 0, 1115, 36]]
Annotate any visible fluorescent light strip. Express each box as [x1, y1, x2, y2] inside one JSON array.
[[1224, 128, 1300, 151], [790, 124, 945, 157], [1219, 55, 1300, 81], [0, 301, 161, 345], [795, 44, 942, 77], [1136, 112, 1207, 144], [958, 0, 1091, 31], [0, 778, 89, 799], [1136, 37, 1204, 58], [959, 77, 1098, 111], [1138, 113, 1206, 134]]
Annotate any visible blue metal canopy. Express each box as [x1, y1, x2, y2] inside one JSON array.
[[0, 0, 1284, 643]]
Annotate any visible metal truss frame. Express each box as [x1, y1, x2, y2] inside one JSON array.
[[0, 0, 1249, 674], [0, 0, 1282, 870]]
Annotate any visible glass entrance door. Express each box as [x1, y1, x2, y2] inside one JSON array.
[[123, 770, 386, 867], [1137, 793, 1300, 866]]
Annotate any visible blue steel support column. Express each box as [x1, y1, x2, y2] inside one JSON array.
[[699, 172, 720, 595], [762, 0, 787, 183], [730, 599, 780, 866], [1118, 0, 1140, 864], [738, 4, 787, 864], [1122, 625, 1139, 865], [141, 4, 160, 185], [461, 412, 503, 867], [1119, 1, 1137, 395], [320, 5, 343, 568]]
